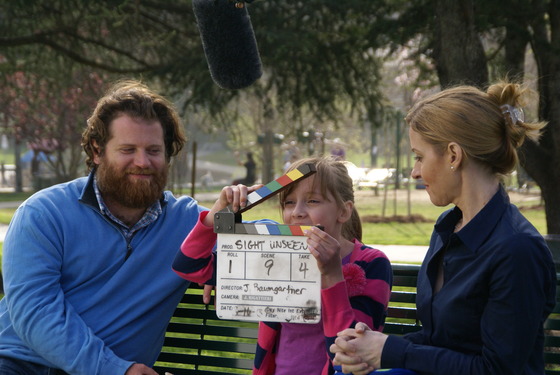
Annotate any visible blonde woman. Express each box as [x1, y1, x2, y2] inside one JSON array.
[[331, 82, 557, 375]]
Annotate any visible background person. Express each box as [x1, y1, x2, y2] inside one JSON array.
[[330, 138, 346, 161], [0, 80, 206, 375], [233, 151, 257, 185], [330, 82, 557, 375], [173, 156, 393, 375]]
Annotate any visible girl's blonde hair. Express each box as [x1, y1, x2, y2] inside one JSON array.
[[279, 156, 362, 241], [405, 81, 547, 176]]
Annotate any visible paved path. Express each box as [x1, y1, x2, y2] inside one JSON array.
[[372, 244, 427, 264], [0, 231, 427, 263], [0, 201, 23, 209], [0, 198, 428, 264], [0, 201, 20, 243]]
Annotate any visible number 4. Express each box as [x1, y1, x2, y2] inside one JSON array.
[[299, 262, 308, 279]]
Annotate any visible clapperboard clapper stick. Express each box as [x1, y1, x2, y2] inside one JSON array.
[[214, 163, 324, 323]]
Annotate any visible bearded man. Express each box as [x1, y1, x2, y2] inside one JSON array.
[[0, 80, 206, 375]]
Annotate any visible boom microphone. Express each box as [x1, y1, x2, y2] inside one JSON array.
[[192, 0, 263, 90]]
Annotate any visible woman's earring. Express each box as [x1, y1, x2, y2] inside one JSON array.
[[451, 166, 455, 170]]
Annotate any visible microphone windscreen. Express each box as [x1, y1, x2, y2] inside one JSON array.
[[193, 0, 263, 90]]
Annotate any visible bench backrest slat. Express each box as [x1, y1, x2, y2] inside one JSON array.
[[155, 264, 560, 375]]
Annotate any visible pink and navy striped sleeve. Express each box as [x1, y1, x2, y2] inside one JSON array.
[[322, 242, 392, 373], [173, 210, 217, 284]]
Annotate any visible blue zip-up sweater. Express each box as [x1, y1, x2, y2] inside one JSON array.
[[0, 172, 205, 374]]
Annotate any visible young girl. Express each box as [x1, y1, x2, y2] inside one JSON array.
[[173, 156, 392, 375]]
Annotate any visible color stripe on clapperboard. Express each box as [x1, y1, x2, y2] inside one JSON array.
[[235, 223, 313, 236], [245, 167, 309, 207]]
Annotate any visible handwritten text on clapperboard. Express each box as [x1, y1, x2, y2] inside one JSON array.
[[216, 233, 321, 323]]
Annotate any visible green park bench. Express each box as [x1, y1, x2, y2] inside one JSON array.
[[154, 263, 560, 375]]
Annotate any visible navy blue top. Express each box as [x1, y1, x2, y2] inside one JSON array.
[[382, 186, 556, 374]]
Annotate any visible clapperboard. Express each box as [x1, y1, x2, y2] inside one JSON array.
[[214, 163, 322, 323]]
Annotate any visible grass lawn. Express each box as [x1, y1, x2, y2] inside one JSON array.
[[0, 187, 547, 268], [0, 210, 14, 225], [0, 192, 32, 202], [196, 186, 547, 246]]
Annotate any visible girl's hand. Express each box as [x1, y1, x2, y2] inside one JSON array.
[[305, 226, 343, 288], [202, 184, 263, 227], [201, 283, 215, 305]]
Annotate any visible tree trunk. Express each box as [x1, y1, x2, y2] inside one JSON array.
[[541, 175, 560, 234], [502, 20, 532, 192], [433, 0, 488, 87], [14, 139, 23, 193], [523, 0, 560, 234], [503, 26, 528, 81], [262, 130, 275, 184], [431, 0, 560, 234]]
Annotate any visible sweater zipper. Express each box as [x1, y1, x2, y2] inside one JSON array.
[[85, 197, 137, 262], [125, 243, 133, 260], [96, 211, 133, 261]]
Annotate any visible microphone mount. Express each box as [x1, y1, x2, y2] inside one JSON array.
[[228, 0, 256, 8]]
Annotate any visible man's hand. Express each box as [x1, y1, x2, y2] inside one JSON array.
[[125, 363, 159, 375]]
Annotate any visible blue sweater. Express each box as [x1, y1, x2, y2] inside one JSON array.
[[0, 173, 205, 374]]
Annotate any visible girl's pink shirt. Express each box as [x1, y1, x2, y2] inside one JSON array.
[[274, 253, 353, 375]]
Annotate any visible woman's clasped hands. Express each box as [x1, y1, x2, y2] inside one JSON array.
[[330, 322, 389, 375]]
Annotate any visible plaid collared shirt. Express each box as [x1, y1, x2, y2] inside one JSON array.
[[93, 175, 162, 241]]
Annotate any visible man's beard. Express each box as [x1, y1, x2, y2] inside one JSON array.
[[96, 161, 168, 209]]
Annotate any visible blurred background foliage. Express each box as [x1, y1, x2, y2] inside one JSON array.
[[0, 0, 559, 233]]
